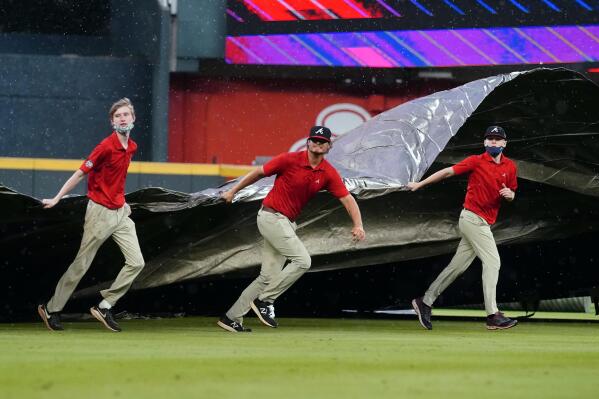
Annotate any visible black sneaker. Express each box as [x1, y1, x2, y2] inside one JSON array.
[[251, 298, 278, 328], [90, 306, 122, 332], [411, 297, 433, 330], [217, 315, 252, 333], [37, 304, 64, 331], [486, 312, 518, 330]]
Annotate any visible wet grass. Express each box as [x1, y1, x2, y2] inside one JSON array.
[[1, 317, 598, 399]]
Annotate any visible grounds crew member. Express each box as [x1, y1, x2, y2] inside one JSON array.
[[409, 125, 518, 330], [217, 126, 366, 332], [38, 98, 145, 332]]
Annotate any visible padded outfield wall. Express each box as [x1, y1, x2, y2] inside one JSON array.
[[0, 0, 171, 162], [0, 157, 256, 198]]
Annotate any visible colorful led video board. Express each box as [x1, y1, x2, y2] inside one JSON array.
[[225, 0, 599, 68]]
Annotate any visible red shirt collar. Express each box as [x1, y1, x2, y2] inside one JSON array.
[[482, 151, 506, 164], [300, 150, 325, 170], [109, 131, 133, 152]]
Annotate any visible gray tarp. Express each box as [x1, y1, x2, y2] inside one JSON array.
[[113, 67, 599, 292], [2, 68, 599, 298]]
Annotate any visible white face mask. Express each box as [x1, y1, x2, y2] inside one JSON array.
[[113, 122, 134, 135]]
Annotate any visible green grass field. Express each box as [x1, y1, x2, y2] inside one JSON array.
[[1, 316, 598, 399]]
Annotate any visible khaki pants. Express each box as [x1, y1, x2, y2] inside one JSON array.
[[226, 208, 311, 323], [423, 209, 501, 315], [46, 200, 145, 313]]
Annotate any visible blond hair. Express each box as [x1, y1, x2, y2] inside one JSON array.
[[109, 97, 135, 119]]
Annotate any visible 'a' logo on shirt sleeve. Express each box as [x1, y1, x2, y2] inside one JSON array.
[[85, 160, 93, 169]]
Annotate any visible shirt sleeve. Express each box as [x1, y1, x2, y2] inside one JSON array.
[[509, 162, 518, 191], [452, 156, 477, 176], [325, 167, 350, 198], [80, 142, 108, 174], [263, 152, 290, 177], [129, 139, 138, 155]]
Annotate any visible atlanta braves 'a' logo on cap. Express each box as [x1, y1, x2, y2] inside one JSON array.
[[484, 125, 506, 139], [308, 125, 332, 142]]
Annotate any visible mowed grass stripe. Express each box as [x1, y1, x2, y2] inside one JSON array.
[[1, 317, 598, 399]]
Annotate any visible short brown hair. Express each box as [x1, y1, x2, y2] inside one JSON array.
[[109, 97, 135, 119]]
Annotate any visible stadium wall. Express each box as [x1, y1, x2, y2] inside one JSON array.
[[0, 0, 171, 162], [167, 76, 454, 164]]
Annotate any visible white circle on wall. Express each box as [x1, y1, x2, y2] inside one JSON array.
[[289, 103, 371, 152]]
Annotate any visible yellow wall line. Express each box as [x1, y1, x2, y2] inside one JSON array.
[[0, 157, 255, 178]]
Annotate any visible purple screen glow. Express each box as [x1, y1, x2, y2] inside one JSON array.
[[226, 25, 599, 68]]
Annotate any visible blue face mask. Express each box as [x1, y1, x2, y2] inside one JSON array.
[[113, 122, 134, 135], [485, 146, 504, 157]]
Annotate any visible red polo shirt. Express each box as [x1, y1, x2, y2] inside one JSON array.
[[452, 152, 517, 225], [262, 151, 350, 221], [79, 132, 137, 209]]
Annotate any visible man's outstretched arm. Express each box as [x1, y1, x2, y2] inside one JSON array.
[[42, 169, 86, 209], [221, 167, 265, 203], [407, 167, 455, 191], [339, 194, 365, 242]]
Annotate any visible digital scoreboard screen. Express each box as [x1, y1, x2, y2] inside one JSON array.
[[225, 0, 599, 69]]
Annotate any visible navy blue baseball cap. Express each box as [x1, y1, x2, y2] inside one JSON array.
[[485, 125, 506, 139], [309, 126, 332, 142]]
